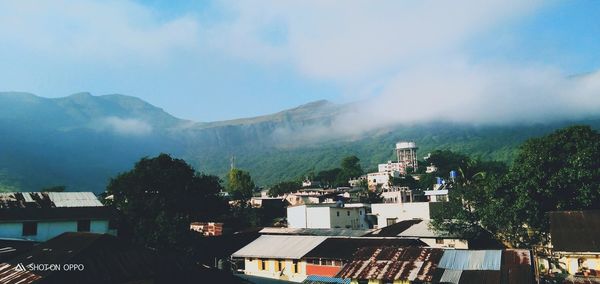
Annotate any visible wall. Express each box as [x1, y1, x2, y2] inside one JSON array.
[[329, 207, 368, 229], [244, 258, 307, 282], [0, 219, 111, 242], [371, 202, 431, 228], [420, 237, 469, 249], [306, 207, 332, 228], [287, 206, 308, 228]]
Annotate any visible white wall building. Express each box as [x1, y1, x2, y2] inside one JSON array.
[[287, 204, 370, 229], [371, 202, 432, 228], [0, 192, 114, 242]]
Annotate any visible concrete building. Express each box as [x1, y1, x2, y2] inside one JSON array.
[[537, 210, 600, 282], [287, 204, 370, 230], [381, 186, 413, 203], [0, 192, 114, 242], [232, 235, 328, 282], [371, 202, 433, 228]]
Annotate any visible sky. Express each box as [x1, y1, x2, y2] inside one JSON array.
[[0, 0, 599, 123]]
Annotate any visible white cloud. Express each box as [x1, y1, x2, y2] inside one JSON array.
[[0, 0, 200, 64], [98, 116, 153, 136]]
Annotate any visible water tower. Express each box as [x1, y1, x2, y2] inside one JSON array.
[[395, 141, 418, 172]]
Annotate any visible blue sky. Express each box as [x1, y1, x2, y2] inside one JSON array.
[[0, 0, 598, 122]]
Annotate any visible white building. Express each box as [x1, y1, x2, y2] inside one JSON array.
[[381, 186, 413, 203], [0, 192, 113, 242], [232, 235, 328, 282], [367, 171, 400, 189], [287, 204, 370, 229], [370, 202, 432, 228]]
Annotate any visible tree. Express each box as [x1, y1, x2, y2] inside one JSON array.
[[106, 153, 227, 251], [41, 185, 66, 192], [268, 180, 301, 197], [336, 156, 364, 186], [226, 168, 255, 202], [499, 125, 600, 246], [432, 125, 600, 248]]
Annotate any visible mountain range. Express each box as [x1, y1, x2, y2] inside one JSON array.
[[1, 91, 599, 193]]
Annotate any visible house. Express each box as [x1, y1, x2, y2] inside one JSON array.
[[538, 210, 600, 282], [370, 202, 434, 228], [302, 238, 426, 278], [232, 235, 329, 282], [364, 219, 503, 249], [0, 232, 241, 284], [381, 186, 413, 204], [287, 204, 370, 229], [0, 192, 114, 242], [259, 227, 372, 237], [190, 222, 224, 236], [337, 247, 533, 284]]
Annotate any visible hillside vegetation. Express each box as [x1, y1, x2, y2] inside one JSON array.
[[1, 92, 599, 192]]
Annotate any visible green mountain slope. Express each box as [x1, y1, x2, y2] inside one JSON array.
[[1, 92, 598, 192]]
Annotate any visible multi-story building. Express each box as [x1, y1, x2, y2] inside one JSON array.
[[287, 204, 370, 229]]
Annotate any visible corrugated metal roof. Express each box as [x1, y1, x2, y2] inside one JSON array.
[[0, 192, 102, 209], [45, 192, 103, 207], [549, 210, 600, 252], [304, 238, 427, 260], [336, 247, 533, 284], [260, 227, 372, 237], [302, 275, 350, 284], [397, 220, 461, 238], [232, 235, 328, 259], [438, 250, 502, 270], [336, 247, 444, 282]]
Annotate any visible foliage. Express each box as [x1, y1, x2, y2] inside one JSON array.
[[41, 185, 66, 192], [432, 125, 600, 248], [314, 155, 364, 187], [315, 168, 342, 187], [226, 168, 255, 202], [105, 153, 227, 251], [495, 125, 600, 246], [268, 180, 301, 197]]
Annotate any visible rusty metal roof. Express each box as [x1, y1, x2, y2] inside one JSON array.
[[336, 247, 444, 282], [549, 210, 600, 252], [336, 247, 533, 284], [304, 238, 427, 261], [0, 232, 217, 284]]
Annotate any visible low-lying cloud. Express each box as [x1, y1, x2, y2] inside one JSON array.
[[97, 117, 153, 136]]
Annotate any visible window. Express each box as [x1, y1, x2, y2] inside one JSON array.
[[257, 259, 265, 270], [336, 211, 340, 217], [77, 220, 91, 232], [359, 210, 362, 215], [386, 218, 397, 226], [22, 222, 37, 236], [291, 260, 298, 273], [436, 238, 444, 244], [347, 211, 350, 216], [274, 260, 283, 271]]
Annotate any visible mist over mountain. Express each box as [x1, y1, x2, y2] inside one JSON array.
[[1, 91, 599, 193]]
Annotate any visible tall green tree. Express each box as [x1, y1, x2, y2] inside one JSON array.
[[106, 153, 227, 251], [268, 180, 301, 197], [433, 125, 600, 248], [501, 125, 600, 246], [226, 168, 255, 202]]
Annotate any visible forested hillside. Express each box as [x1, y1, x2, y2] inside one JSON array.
[[1, 92, 599, 192]]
